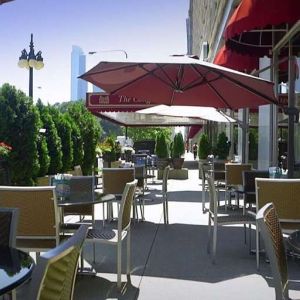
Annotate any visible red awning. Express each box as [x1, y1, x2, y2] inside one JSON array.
[[214, 45, 257, 73], [224, 0, 300, 56], [214, 45, 299, 83], [188, 125, 203, 139]]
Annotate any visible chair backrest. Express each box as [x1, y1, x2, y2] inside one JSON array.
[[256, 178, 300, 226], [68, 176, 95, 203], [199, 162, 206, 181], [225, 163, 252, 186], [213, 161, 226, 181], [242, 170, 269, 192], [118, 180, 137, 233], [0, 186, 59, 243], [102, 168, 135, 195], [0, 208, 19, 247], [26, 224, 88, 300], [207, 176, 218, 216], [256, 203, 289, 300], [162, 166, 170, 194]]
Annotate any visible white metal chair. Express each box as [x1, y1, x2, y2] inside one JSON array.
[[207, 176, 255, 263], [85, 180, 137, 289], [162, 166, 170, 224]]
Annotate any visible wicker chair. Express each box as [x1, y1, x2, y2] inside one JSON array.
[[256, 203, 291, 300], [0, 186, 60, 253], [0, 208, 19, 247], [225, 163, 252, 208], [23, 224, 88, 300], [207, 176, 255, 264], [86, 180, 137, 289], [60, 176, 95, 225], [242, 170, 269, 213], [102, 168, 142, 221], [255, 178, 300, 269]]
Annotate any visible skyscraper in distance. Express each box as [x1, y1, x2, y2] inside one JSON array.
[[71, 45, 87, 101]]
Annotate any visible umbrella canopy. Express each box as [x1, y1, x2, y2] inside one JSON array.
[[80, 56, 277, 110], [0, 0, 13, 4], [94, 111, 206, 127], [224, 0, 300, 56], [137, 105, 236, 123]]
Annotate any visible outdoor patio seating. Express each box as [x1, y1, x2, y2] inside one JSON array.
[[0, 207, 19, 247], [256, 203, 291, 300], [0, 186, 60, 253], [58, 176, 95, 230], [255, 178, 300, 269], [225, 163, 252, 209], [23, 224, 88, 300], [102, 168, 143, 221], [85, 180, 137, 289], [207, 176, 255, 264], [242, 170, 269, 214]]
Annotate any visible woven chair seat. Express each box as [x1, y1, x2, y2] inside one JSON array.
[[87, 228, 118, 240], [217, 214, 255, 225]]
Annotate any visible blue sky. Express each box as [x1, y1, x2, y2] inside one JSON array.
[[0, 0, 189, 104]]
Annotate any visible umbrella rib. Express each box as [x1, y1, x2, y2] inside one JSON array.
[[210, 68, 278, 105], [155, 64, 178, 89]]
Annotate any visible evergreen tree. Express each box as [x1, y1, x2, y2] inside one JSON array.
[[0, 84, 40, 185], [37, 101, 62, 174]]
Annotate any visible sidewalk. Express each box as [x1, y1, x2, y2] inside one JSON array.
[[74, 161, 300, 300]]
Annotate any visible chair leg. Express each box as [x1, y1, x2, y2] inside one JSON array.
[[117, 242, 122, 289], [256, 223, 260, 270], [163, 198, 167, 224], [202, 177, 206, 212], [127, 229, 131, 275], [165, 197, 169, 224], [207, 216, 212, 254], [212, 222, 217, 264], [244, 224, 247, 244]]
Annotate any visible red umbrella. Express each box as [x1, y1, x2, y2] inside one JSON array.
[[0, 0, 14, 4], [224, 0, 300, 56], [80, 56, 277, 110]]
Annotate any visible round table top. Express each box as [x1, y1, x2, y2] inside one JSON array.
[[0, 245, 35, 295], [57, 192, 115, 207]]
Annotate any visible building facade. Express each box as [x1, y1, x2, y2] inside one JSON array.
[[71, 45, 87, 101]]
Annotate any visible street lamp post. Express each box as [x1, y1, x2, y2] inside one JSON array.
[[18, 33, 44, 99]]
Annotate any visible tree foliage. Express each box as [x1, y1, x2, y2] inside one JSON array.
[[215, 132, 230, 160], [48, 106, 73, 172], [67, 102, 101, 174], [172, 132, 185, 158], [155, 131, 169, 158], [37, 101, 62, 174], [127, 127, 172, 142], [0, 84, 40, 185], [198, 133, 211, 159]]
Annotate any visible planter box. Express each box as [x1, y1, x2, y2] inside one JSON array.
[[158, 168, 188, 180]]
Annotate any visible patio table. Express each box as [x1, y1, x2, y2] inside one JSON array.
[[0, 245, 34, 295], [58, 191, 115, 227]]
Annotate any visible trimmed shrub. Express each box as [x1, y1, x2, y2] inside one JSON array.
[[198, 133, 211, 159]]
